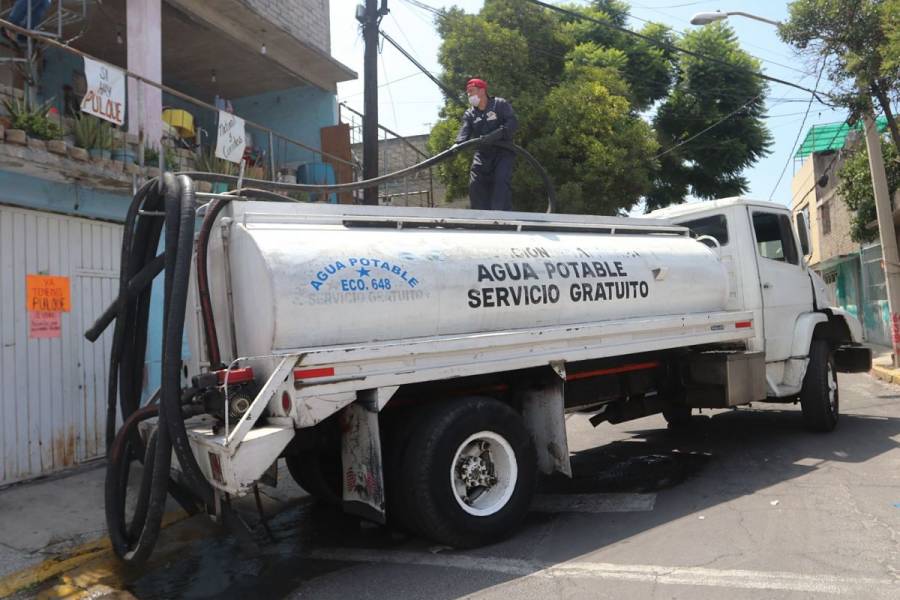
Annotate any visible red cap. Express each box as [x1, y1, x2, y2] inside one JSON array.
[[466, 78, 487, 90]]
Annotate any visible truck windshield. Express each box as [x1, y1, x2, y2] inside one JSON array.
[[678, 214, 729, 246]]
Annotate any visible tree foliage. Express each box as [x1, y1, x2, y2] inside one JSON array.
[[648, 23, 771, 211], [836, 138, 900, 243], [780, 0, 900, 155], [427, 0, 771, 214]]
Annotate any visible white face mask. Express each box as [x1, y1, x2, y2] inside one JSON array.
[[468, 94, 480, 107]]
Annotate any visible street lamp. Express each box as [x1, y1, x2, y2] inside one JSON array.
[[693, 9, 900, 366], [690, 10, 781, 26]]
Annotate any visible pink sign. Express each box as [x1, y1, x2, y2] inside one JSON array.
[[29, 311, 61, 339]]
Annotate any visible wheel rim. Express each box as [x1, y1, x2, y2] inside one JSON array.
[[826, 360, 838, 415], [450, 430, 518, 517]]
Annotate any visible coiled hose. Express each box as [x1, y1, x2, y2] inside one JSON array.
[[88, 132, 555, 565]]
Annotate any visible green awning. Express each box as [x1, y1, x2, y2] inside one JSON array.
[[795, 116, 889, 159]]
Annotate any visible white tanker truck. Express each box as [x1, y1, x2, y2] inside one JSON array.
[[182, 196, 868, 545], [94, 176, 870, 562]]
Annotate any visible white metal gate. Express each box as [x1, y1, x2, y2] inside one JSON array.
[[0, 205, 122, 485]]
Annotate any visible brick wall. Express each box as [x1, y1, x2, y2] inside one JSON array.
[[352, 134, 452, 207], [812, 151, 860, 263], [240, 0, 330, 53]]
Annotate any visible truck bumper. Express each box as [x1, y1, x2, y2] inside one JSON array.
[[834, 345, 872, 373]]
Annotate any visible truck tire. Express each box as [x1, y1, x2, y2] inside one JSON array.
[[401, 397, 536, 548], [285, 448, 342, 506], [800, 340, 839, 432], [663, 406, 692, 429]]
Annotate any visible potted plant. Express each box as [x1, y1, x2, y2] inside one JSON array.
[[93, 120, 113, 160], [163, 145, 178, 170], [194, 147, 237, 192], [2, 97, 62, 144], [143, 144, 160, 167], [71, 114, 98, 149]]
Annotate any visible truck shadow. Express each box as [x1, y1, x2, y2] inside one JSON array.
[[125, 401, 900, 599]]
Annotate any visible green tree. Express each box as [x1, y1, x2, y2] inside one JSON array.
[[428, 0, 771, 213], [836, 137, 900, 243], [647, 23, 772, 210], [780, 0, 900, 156]]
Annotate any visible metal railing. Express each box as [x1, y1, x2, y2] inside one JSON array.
[[0, 14, 359, 186], [339, 102, 437, 207]]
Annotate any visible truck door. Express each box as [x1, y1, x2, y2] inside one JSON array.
[[749, 209, 813, 362]]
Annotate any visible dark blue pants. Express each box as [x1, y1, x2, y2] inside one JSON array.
[[469, 154, 514, 211]]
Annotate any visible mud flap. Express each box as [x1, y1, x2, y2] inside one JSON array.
[[521, 376, 572, 477], [338, 399, 386, 523]]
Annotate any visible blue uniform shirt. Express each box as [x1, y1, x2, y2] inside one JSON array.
[[455, 97, 518, 174]]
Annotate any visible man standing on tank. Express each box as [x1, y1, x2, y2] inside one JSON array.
[[455, 78, 518, 211]]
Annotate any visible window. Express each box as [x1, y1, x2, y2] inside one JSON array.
[[818, 201, 831, 235], [678, 214, 729, 246], [752, 211, 799, 265]]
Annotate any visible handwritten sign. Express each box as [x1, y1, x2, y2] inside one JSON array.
[[26, 275, 71, 312], [215, 111, 246, 164], [81, 57, 126, 126], [29, 311, 61, 339]]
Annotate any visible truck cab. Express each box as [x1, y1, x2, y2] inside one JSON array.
[[647, 197, 870, 399]]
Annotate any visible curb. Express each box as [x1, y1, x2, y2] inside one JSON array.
[[0, 510, 188, 598], [870, 363, 900, 384]]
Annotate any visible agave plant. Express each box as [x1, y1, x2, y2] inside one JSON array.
[[194, 147, 237, 176], [2, 97, 62, 140], [70, 114, 99, 149]]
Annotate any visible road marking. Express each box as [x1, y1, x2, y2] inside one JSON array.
[[308, 548, 897, 594], [0, 510, 187, 598], [531, 493, 656, 513]]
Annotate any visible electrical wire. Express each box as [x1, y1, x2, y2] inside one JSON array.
[[768, 63, 827, 199], [380, 50, 401, 131], [523, 0, 835, 105], [652, 93, 764, 159], [622, 2, 810, 77]]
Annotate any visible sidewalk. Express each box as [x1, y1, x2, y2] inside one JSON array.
[[0, 461, 308, 598], [868, 343, 900, 384]]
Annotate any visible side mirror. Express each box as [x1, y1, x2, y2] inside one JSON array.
[[796, 212, 811, 256]]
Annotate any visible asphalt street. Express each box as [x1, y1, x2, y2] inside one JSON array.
[[46, 372, 900, 599]]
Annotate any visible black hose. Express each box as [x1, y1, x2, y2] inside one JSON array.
[[103, 174, 212, 564], [176, 130, 557, 213], [162, 175, 214, 505], [85, 254, 165, 343], [91, 129, 557, 564]]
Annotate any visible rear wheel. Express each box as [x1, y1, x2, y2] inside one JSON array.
[[285, 446, 342, 506], [400, 397, 536, 548], [800, 340, 839, 432]]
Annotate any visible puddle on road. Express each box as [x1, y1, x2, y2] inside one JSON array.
[[122, 448, 711, 598], [127, 502, 397, 600], [541, 447, 712, 494]]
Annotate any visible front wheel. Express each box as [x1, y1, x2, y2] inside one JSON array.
[[800, 340, 839, 432], [400, 397, 536, 548]]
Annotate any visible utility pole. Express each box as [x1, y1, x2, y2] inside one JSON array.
[[359, 0, 388, 205], [863, 108, 900, 366]]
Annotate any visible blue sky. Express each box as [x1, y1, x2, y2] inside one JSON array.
[[329, 1, 843, 207]]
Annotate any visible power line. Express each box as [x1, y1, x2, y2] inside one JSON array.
[[523, 0, 834, 105], [622, 2, 810, 77], [653, 93, 764, 159], [400, 0, 442, 17], [768, 63, 826, 199], [338, 71, 426, 99]]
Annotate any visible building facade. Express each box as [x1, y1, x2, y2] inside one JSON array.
[[790, 123, 891, 347], [0, 0, 354, 485]]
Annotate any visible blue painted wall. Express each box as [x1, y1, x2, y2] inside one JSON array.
[[0, 171, 130, 222], [231, 85, 337, 169]]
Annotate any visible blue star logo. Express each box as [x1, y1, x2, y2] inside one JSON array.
[[357, 267, 371, 277]]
